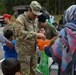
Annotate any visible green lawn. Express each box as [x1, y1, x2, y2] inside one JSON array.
[[10, 16, 16, 22], [54, 15, 62, 24]]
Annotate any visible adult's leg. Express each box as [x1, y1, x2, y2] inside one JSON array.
[[19, 55, 31, 75], [30, 52, 37, 75]]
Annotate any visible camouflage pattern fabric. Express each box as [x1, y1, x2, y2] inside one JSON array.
[[19, 52, 37, 75], [3, 22, 16, 39], [14, 12, 38, 75]]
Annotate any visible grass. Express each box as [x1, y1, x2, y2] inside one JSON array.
[[54, 15, 62, 24], [10, 16, 16, 22]]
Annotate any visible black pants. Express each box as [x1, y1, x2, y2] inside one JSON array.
[[58, 65, 61, 75]]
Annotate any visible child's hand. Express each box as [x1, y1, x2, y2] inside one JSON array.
[[39, 28, 45, 34], [36, 33, 46, 39], [41, 36, 46, 40], [43, 45, 48, 50], [15, 72, 21, 75]]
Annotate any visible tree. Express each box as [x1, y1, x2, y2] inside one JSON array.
[[0, 0, 76, 15], [0, 1, 6, 14]]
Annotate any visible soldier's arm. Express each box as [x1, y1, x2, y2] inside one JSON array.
[[15, 14, 45, 40], [15, 21, 37, 40], [15, 21, 46, 41]]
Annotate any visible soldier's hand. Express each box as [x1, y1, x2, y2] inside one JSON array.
[[15, 72, 21, 75], [36, 33, 46, 40], [6, 40, 14, 48]]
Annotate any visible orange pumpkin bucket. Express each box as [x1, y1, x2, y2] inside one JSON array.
[[37, 39, 50, 50]]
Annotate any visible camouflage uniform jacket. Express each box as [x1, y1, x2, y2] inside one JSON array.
[[3, 22, 14, 33], [15, 12, 38, 56], [3, 22, 16, 39]]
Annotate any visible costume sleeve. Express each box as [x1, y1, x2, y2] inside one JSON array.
[[44, 29, 64, 64], [44, 46, 52, 57], [0, 33, 8, 43], [11, 40, 16, 46]]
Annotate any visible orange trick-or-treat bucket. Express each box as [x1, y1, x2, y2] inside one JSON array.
[[37, 39, 50, 50]]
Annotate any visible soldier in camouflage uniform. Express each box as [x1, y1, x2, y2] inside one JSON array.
[[14, 1, 45, 75]]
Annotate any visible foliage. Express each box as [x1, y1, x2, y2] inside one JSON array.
[[0, 1, 6, 15], [0, 0, 76, 15]]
